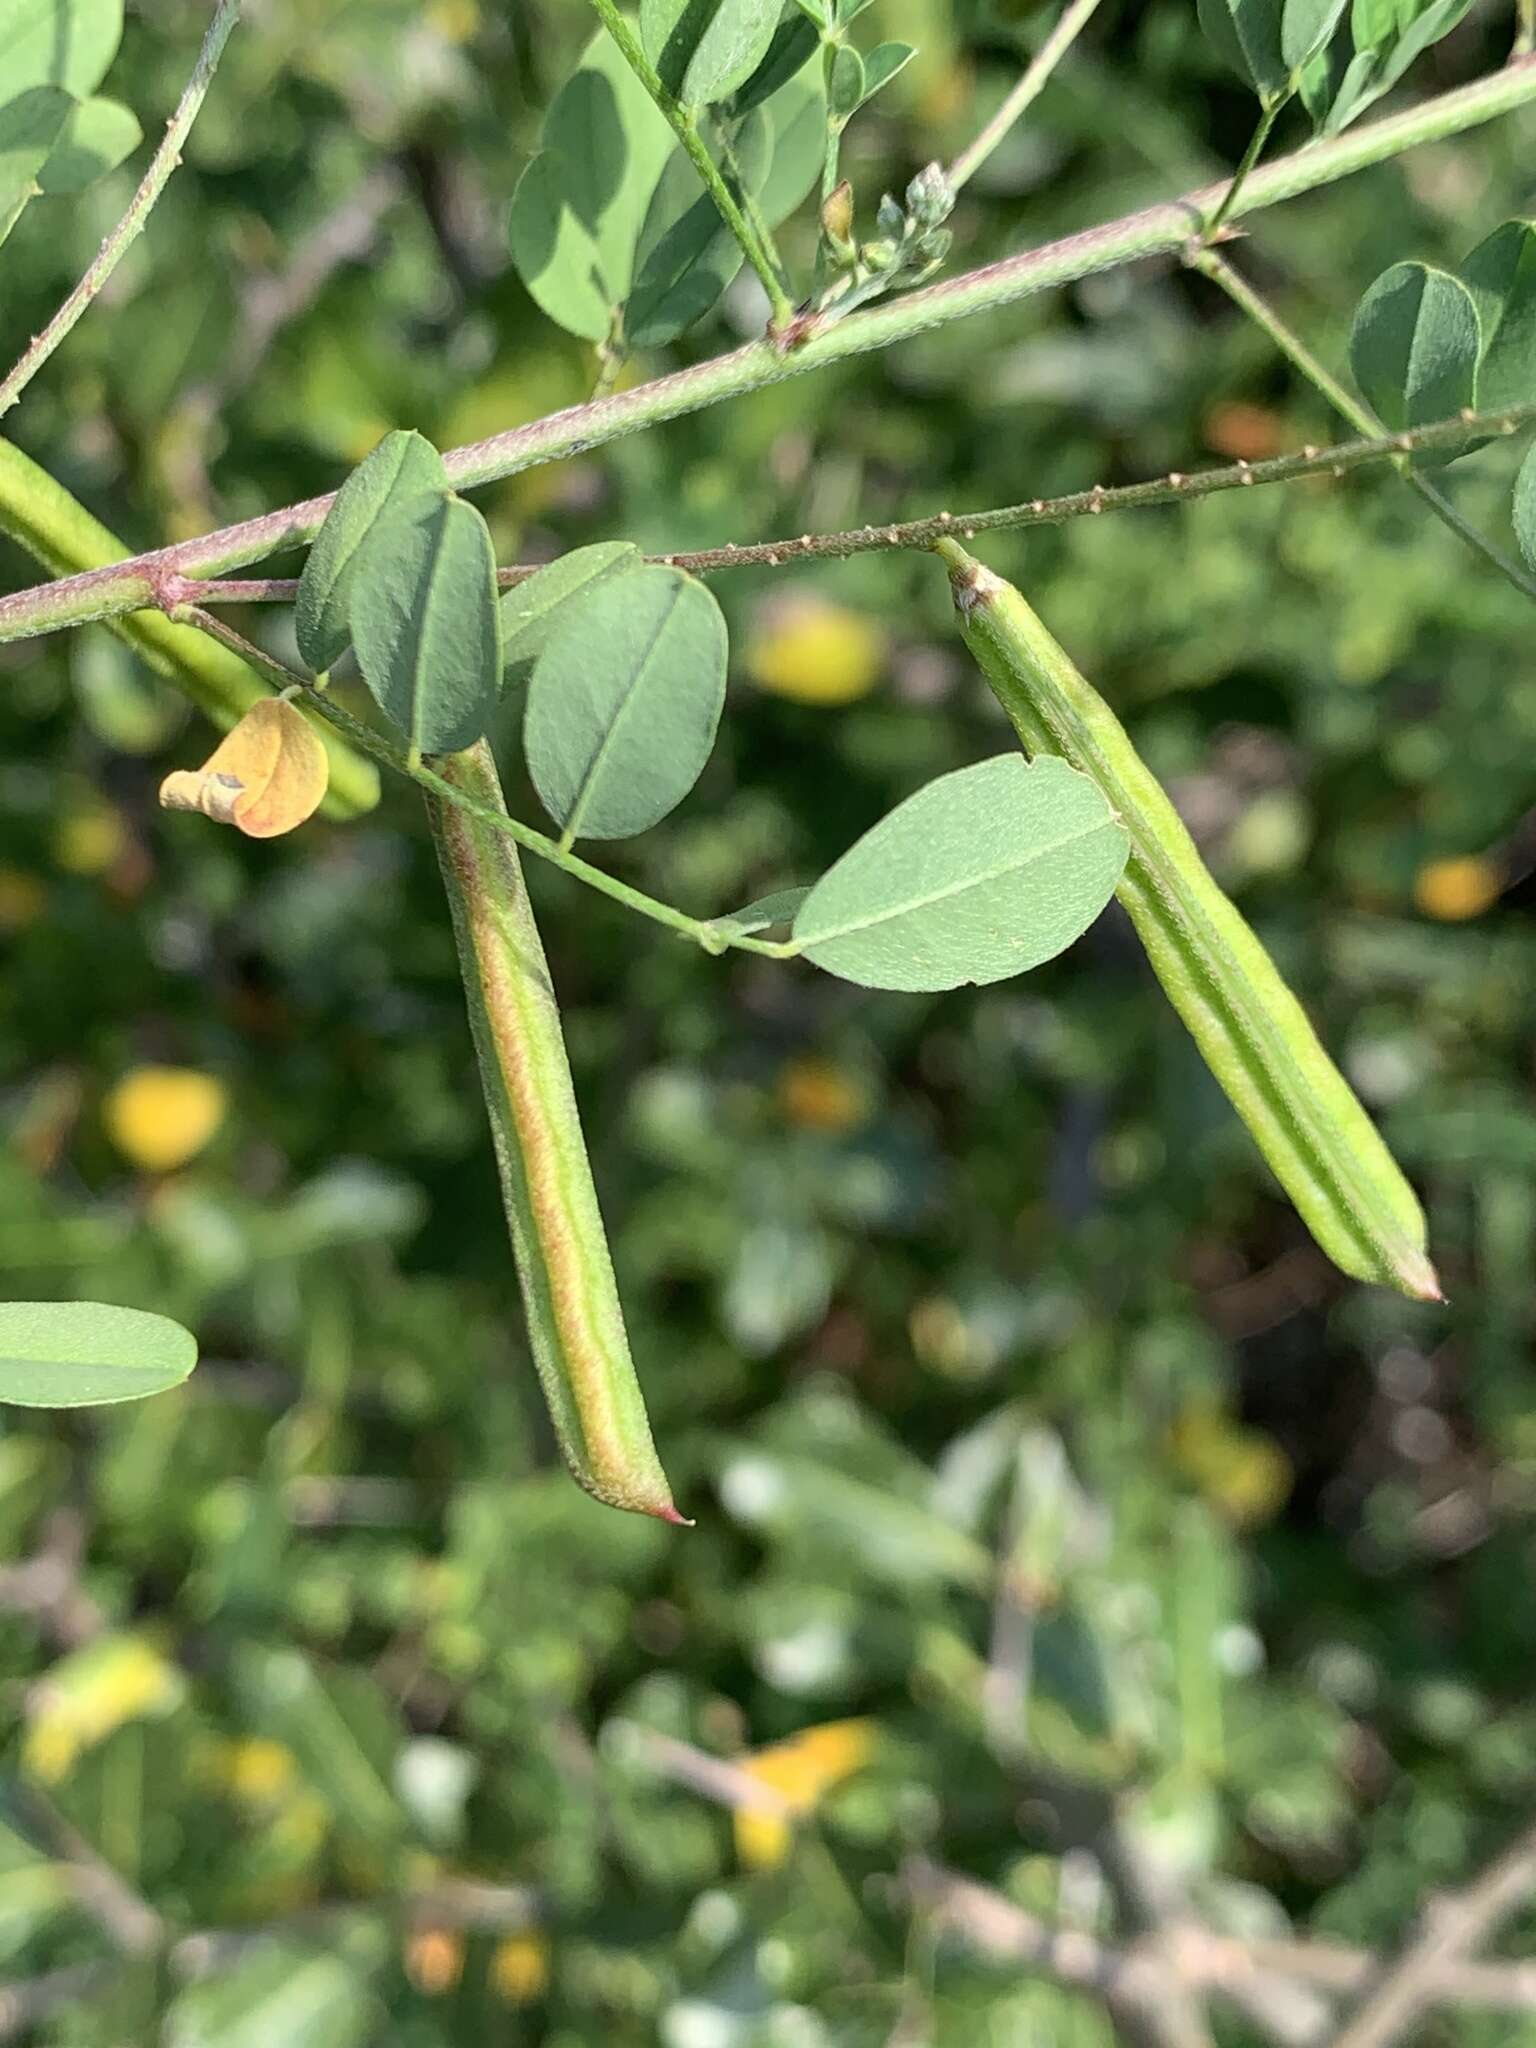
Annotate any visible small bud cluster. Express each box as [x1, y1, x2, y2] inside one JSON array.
[[814, 162, 955, 323]]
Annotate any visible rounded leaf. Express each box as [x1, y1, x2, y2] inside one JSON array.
[[524, 564, 727, 841], [36, 92, 139, 192], [1, 0, 123, 97], [1350, 261, 1480, 437], [295, 430, 448, 671], [351, 495, 504, 757], [501, 542, 643, 672], [793, 754, 1128, 991], [508, 30, 675, 342], [0, 1302, 198, 1408], [0, 85, 72, 246], [1461, 218, 1536, 412]]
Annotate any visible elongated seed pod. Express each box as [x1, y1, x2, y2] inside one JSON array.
[[426, 741, 684, 1519], [938, 541, 1440, 1302]]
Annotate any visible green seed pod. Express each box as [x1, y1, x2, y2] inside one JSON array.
[[427, 741, 684, 1520], [938, 541, 1440, 1303]]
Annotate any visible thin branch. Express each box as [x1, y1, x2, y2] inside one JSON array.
[[172, 607, 801, 961], [1328, 1818, 1536, 2048], [1205, 98, 1281, 242], [587, 0, 793, 328], [948, 0, 1107, 192], [39, 400, 1536, 634], [1191, 245, 1536, 602], [1, 55, 1531, 643], [0, 0, 243, 421]]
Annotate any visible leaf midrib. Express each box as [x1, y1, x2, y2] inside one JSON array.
[[799, 806, 1122, 947]]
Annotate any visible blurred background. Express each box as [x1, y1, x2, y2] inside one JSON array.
[[3, 0, 1536, 2040]]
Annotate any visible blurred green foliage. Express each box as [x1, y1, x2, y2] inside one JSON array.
[[3, 0, 1536, 2041]]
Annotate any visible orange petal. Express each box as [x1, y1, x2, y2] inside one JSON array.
[[159, 699, 329, 839]]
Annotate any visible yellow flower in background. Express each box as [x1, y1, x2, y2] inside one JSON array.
[[492, 1930, 550, 2004], [1414, 855, 1501, 923], [745, 594, 887, 706], [0, 868, 46, 932], [777, 1056, 868, 1134], [24, 1634, 184, 1783], [733, 1718, 876, 1870], [222, 1737, 300, 1807], [1168, 1403, 1292, 1529], [104, 1066, 227, 1173], [53, 799, 128, 877]]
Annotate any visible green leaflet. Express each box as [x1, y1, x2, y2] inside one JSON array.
[[792, 755, 1128, 992], [349, 492, 503, 759], [939, 542, 1439, 1302], [523, 562, 726, 843], [0, 1301, 198, 1407], [36, 94, 139, 192], [294, 428, 448, 672], [426, 742, 681, 1522], [0, 86, 72, 247]]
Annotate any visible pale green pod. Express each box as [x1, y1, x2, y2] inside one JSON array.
[[426, 741, 684, 1519], [937, 541, 1440, 1303]]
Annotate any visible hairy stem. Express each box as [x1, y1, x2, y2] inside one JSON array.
[[165, 399, 1536, 595], [0, 0, 244, 421], [587, 0, 794, 328], [1204, 98, 1279, 242], [948, 0, 1105, 192], [1, 56, 1535, 645], [1192, 246, 1536, 601]]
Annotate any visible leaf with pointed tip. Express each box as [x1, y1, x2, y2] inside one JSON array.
[[792, 754, 1128, 991], [0, 86, 72, 247], [36, 92, 138, 192], [0, 0, 122, 97], [501, 542, 644, 672], [0, 1302, 197, 1408], [508, 30, 675, 342], [708, 887, 810, 942], [641, 0, 782, 107], [524, 564, 727, 841], [858, 41, 916, 108], [625, 108, 772, 347], [1350, 262, 1480, 465], [294, 430, 448, 671], [1306, 0, 1473, 133], [351, 495, 503, 757]]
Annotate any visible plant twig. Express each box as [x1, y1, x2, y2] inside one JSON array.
[[948, 0, 1106, 192], [1, 54, 1531, 647], [0, 0, 244, 421], [587, 0, 794, 329], [1191, 245, 1536, 601], [1205, 99, 1281, 242], [23, 400, 1536, 638], [171, 608, 801, 961], [1328, 1818, 1536, 2048]]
